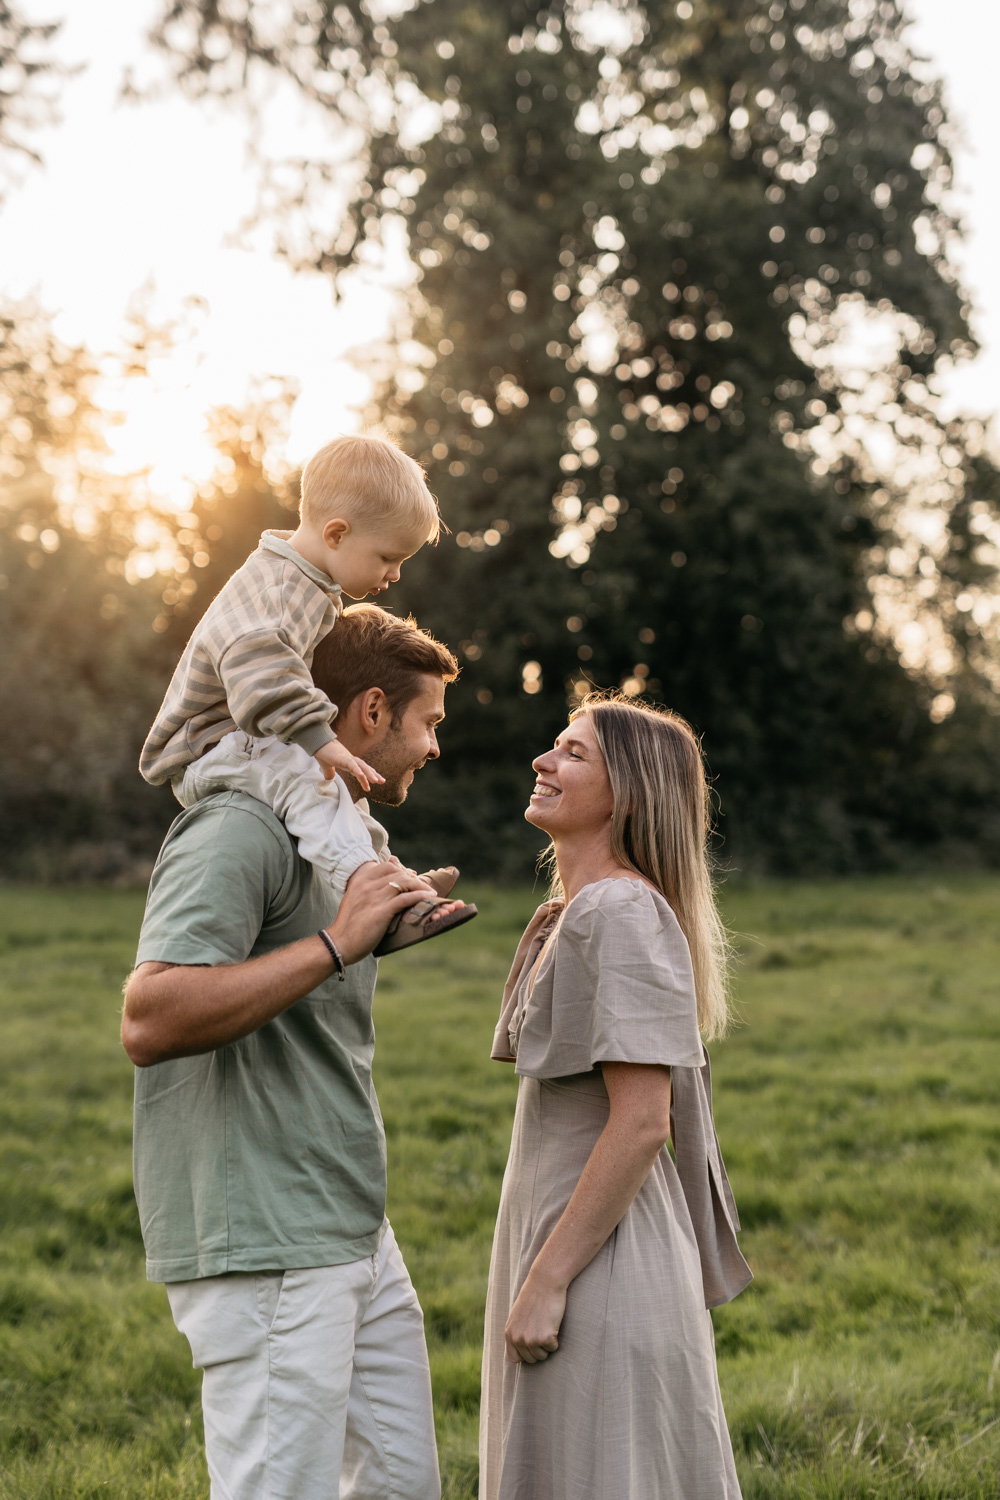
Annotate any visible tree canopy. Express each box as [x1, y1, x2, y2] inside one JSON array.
[[147, 0, 1000, 871], [2, 2, 997, 877]]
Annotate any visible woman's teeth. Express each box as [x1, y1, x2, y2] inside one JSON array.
[[533, 785, 559, 797]]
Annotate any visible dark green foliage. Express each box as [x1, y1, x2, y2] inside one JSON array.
[[149, 0, 1000, 873]]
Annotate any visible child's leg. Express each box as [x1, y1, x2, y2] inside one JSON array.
[[174, 731, 384, 893]]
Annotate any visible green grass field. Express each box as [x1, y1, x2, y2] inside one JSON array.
[[1, 876, 999, 1498]]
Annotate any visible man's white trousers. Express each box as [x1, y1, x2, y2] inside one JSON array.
[[166, 1223, 440, 1500]]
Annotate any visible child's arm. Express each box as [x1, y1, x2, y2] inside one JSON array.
[[314, 739, 385, 794], [220, 629, 382, 790], [217, 629, 339, 755]]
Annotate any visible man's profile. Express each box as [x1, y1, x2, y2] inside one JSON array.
[[122, 604, 459, 1500]]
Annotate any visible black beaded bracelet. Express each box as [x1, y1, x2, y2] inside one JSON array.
[[317, 928, 346, 981]]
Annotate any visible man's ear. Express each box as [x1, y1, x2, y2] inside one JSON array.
[[322, 517, 351, 550], [357, 687, 389, 739]]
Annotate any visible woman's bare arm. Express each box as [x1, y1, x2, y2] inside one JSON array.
[[122, 861, 441, 1067], [504, 1061, 672, 1364]]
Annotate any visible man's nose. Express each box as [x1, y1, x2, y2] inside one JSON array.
[[426, 731, 440, 760]]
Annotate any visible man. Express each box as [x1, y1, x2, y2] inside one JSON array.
[[122, 603, 460, 1500]]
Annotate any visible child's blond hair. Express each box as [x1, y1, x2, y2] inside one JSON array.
[[300, 433, 440, 542]]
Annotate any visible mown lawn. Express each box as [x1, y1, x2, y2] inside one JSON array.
[[0, 876, 998, 1497]]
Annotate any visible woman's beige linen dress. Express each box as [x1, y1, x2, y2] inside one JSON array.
[[480, 878, 752, 1500]]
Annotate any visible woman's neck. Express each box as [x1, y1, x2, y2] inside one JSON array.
[[552, 830, 625, 904]]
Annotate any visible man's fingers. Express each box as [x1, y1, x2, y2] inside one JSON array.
[[387, 887, 435, 916], [381, 868, 434, 894]]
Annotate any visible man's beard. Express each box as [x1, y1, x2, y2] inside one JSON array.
[[366, 724, 423, 807]]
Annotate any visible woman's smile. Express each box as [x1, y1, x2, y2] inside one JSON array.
[[526, 718, 616, 834]]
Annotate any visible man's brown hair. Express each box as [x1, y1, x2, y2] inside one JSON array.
[[311, 603, 458, 724]]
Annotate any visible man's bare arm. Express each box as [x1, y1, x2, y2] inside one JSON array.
[[122, 861, 436, 1067]]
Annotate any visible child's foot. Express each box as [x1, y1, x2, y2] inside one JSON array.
[[419, 865, 460, 898], [374, 867, 476, 957]]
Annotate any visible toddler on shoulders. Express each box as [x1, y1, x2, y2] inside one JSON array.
[[140, 432, 475, 955]]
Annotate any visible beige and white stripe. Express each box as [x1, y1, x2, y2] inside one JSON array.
[[140, 531, 343, 787]]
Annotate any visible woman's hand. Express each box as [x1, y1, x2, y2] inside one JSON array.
[[501, 1063, 671, 1366], [504, 1269, 567, 1365]]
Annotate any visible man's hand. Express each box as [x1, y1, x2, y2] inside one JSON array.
[[314, 738, 385, 793], [122, 861, 437, 1067], [332, 860, 437, 965]]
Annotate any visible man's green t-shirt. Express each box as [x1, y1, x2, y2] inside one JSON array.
[[132, 791, 385, 1283]]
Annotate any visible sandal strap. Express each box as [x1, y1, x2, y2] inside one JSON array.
[[400, 896, 441, 925]]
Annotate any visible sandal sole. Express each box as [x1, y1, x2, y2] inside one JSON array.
[[373, 903, 478, 958]]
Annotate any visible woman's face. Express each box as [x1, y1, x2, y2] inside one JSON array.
[[526, 713, 615, 837]]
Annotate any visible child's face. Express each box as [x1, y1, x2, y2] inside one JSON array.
[[323, 518, 427, 600]]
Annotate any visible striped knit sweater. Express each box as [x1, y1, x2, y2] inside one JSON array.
[[140, 530, 343, 787]]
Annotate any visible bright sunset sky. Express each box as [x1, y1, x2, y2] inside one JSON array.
[[1, 0, 996, 509]]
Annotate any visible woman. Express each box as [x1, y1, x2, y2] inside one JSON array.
[[480, 693, 751, 1500]]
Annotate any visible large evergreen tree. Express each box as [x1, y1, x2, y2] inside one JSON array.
[[152, 0, 1000, 872]]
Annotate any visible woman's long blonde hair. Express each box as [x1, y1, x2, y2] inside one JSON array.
[[556, 691, 731, 1040]]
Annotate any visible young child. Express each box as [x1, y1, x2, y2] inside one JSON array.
[[140, 432, 476, 956]]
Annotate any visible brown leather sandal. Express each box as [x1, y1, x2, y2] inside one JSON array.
[[373, 866, 478, 957], [420, 866, 460, 898]]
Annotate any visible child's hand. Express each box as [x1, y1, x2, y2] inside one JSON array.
[[314, 738, 385, 794]]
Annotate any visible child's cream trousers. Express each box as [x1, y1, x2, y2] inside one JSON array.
[[174, 730, 387, 893]]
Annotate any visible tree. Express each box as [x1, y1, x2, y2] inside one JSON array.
[[0, 305, 182, 870], [0, 10, 307, 871], [150, 0, 1000, 872], [0, 2, 62, 204], [0, 17, 171, 872], [151, 392, 301, 652], [0, 306, 306, 871]]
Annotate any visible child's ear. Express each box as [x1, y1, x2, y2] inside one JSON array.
[[322, 517, 350, 549]]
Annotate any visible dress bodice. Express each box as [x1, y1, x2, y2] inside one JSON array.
[[491, 878, 752, 1308]]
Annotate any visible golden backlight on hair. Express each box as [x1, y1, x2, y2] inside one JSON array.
[[571, 691, 731, 1041], [300, 432, 441, 543], [311, 603, 458, 724]]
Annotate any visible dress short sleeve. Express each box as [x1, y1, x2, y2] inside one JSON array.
[[513, 879, 705, 1080]]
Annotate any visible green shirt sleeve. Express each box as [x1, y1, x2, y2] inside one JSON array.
[[136, 793, 295, 968]]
